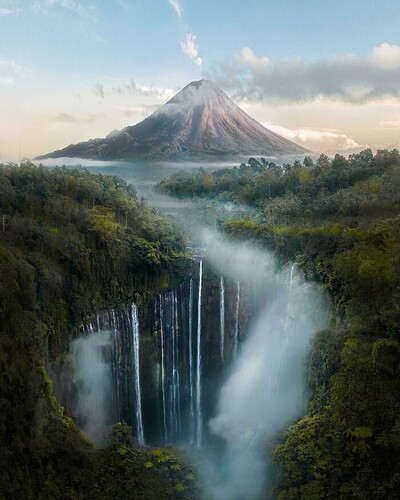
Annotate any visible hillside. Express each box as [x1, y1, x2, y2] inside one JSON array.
[[0, 161, 198, 499]]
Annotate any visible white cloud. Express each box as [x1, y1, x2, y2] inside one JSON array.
[[264, 122, 362, 154], [237, 47, 269, 71], [180, 32, 199, 58], [369, 43, 400, 69], [207, 42, 400, 104], [168, 0, 182, 18], [180, 32, 202, 65]]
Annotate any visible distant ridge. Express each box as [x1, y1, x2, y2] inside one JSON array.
[[36, 79, 309, 161]]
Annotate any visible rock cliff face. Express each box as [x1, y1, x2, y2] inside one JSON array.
[[36, 80, 308, 161]]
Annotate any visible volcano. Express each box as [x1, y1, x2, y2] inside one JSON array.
[[36, 80, 308, 160]]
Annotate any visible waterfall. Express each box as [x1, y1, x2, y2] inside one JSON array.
[[233, 281, 240, 360], [208, 264, 327, 500], [196, 259, 203, 449], [220, 277, 225, 363], [159, 294, 168, 441], [171, 290, 181, 435], [111, 309, 121, 422], [131, 303, 145, 446], [188, 278, 195, 443], [64, 259, 260, 450]]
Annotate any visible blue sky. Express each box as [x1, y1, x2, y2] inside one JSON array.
[[1, 0, 400, 159]]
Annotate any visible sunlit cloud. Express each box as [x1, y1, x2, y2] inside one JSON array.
[[369, 43, 400, 69], [237, 47, 269, 72], [263, 122, 363, 154], [207, 42, 400, 104]]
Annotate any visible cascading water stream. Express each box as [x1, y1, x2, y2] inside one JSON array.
[[233, 281, 240, 360], [131, 303, 145, 446], [159, 294, 168, 441], [220, 277, 225, 363], [188, 279, 195, 443], [196, 259, 203, 449]]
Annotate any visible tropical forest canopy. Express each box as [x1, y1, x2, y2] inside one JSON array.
[[1, 150, 400, 498], [158, 149, 400, 498], [0, 162, 198, 499]]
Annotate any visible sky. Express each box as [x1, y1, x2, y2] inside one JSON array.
[[1, 0, 400, 160]]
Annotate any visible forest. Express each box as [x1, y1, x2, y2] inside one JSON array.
[[2, 152, 400, 499], [0, 162, 198, 499], [159, 149, 400, 498]]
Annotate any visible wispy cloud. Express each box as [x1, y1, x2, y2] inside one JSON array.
[[34, 0, 95, 18], [52, 112, 98, 123], [0, 7, 22, 15], [93, 83, 105, 98], [116, 0, 129, 9], [378, 119, 400, 130], [0, 57, 23, 85], [167, 0, 182, 18], [166, 0, 203, 66], [207, 42, 400, 104], [180, 32, 202, 66], [115, 104, 160, 118], [111, 79, 176, 100]]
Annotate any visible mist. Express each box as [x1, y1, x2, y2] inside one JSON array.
[[71, 331, 114, 445], [195, 229, 328, 499]]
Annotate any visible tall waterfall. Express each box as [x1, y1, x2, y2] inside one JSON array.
[[196, 259, 203, 449], [220, 277, 225, 363], [68, 305, 146, 445], [65, 269, 257, 448], [188, 279, 195, 443], [54, 225, 330, 500], [131, 304, 144, 446], [233, 281, 240, 360], [159, 294, 168, 441]]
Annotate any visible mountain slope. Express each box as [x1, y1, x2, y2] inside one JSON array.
[[36, 80, 309, 161]]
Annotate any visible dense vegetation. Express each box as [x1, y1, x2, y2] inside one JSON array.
[[159, 150, 400, 498], [0, 162, 198, 499]]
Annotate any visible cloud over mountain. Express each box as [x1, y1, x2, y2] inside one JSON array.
[[207, 43, 400, 104]]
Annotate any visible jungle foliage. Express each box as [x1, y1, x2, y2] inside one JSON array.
[[0, 162, 197, 499], [159, 150, 400, 499]]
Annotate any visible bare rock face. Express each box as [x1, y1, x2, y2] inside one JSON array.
[[36, 80, 308, 161]]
